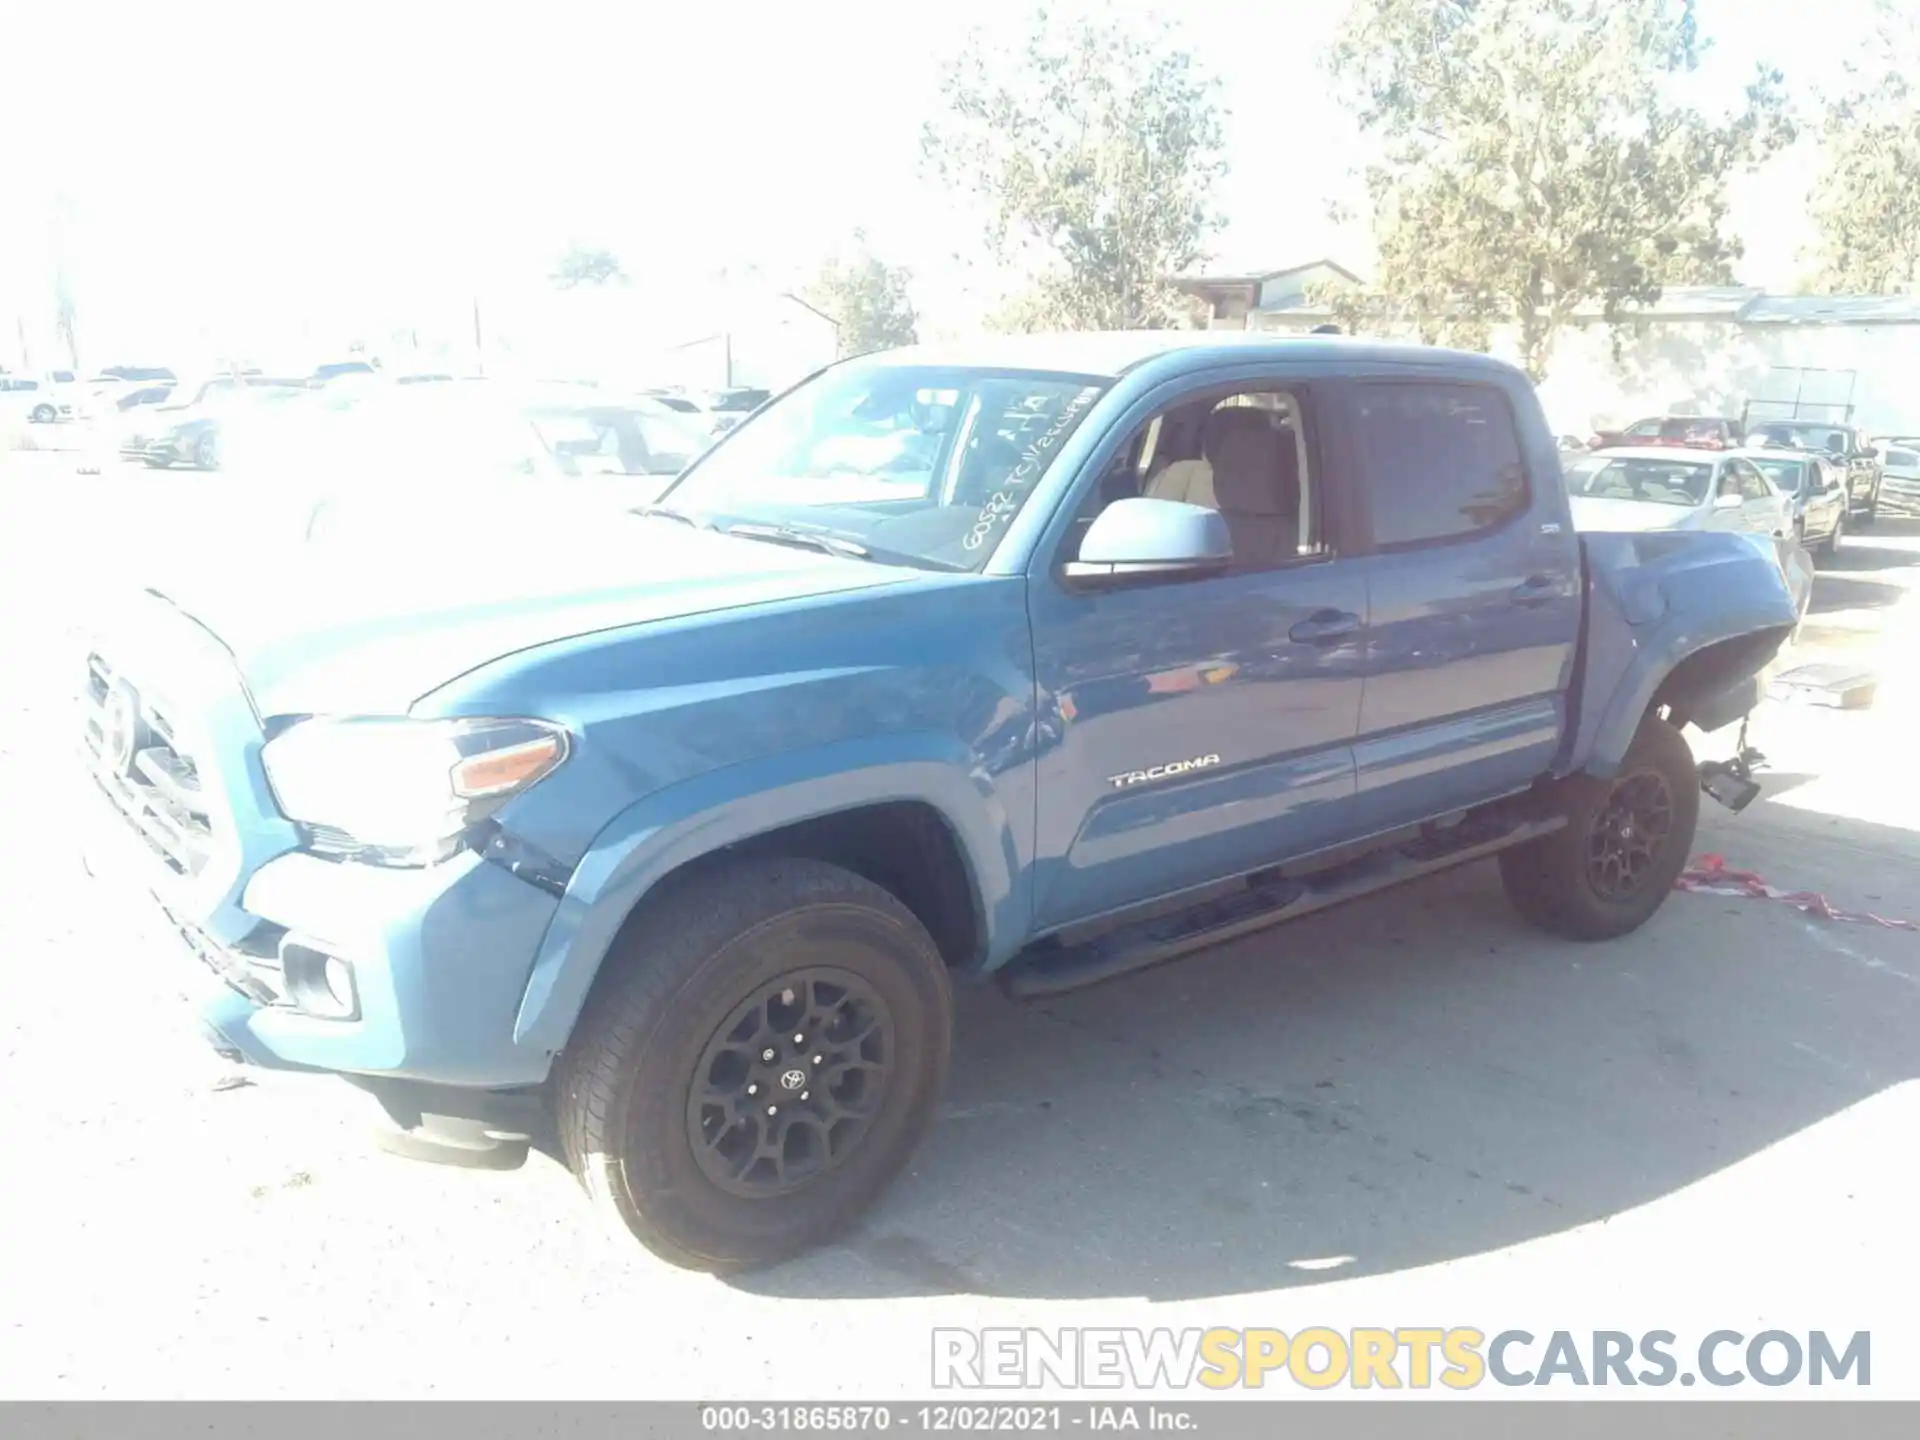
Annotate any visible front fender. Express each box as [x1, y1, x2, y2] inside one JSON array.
[[509, 732, 1023, 1059], [1570, 531, 1811, 779]]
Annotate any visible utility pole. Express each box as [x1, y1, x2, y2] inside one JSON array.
[[473, 294, 484, 376]]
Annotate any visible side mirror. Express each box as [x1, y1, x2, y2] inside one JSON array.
[[1061, 497, 1233, 585], [1861, 446, 1879, 460], [1714, 492, 1744, 510]]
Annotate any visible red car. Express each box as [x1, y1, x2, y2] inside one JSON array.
[[1590, 416, 1742, 452]]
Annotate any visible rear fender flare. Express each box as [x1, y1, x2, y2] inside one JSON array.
[[1571, 532, 1810, 779], [508, 733, 1021, 1059]]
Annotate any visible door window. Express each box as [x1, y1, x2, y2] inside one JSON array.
[[1067, 386, 1326, 574], [1350, 383, 1529, 549]]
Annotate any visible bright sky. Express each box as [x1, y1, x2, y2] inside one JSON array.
[[0, 0, 1885, 368]]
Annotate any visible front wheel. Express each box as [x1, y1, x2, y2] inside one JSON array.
[[1499, 717, 1701, 941], [193, 432, 218, 470], [557, 858, 952, 1271], [30, 403, 56, 424]]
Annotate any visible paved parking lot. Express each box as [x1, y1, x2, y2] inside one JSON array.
[[3, 456, 1918, 1398]]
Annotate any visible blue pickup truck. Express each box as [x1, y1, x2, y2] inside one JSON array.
[[80, 333, 1811, 1270]]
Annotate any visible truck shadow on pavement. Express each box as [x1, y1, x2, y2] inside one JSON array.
[[1808, 573, 1909, 613], [731, 791, 1920, 1302]]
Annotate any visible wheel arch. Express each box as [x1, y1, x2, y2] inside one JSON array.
[[1569, 532, 1809, 779], [510, 737, 1020, 1062]]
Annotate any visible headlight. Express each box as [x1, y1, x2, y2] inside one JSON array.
[[261, 716, 569, 865]]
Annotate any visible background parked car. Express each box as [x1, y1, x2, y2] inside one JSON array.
[[94, 365, 177, 383], [1879, 442, 1920, 511], [311, 360, 379, 384], [0, 375, 74, 424], [121, 374, 310, 468], [1741, 419, 1883, 523], [1742, 448, 1848, 559], [198, 379, 716, 546], [700, 386, 773, 435], [111, 382, 177, 414], [1589, 415, 1742, 451], [1563, 446, 1793, 537]]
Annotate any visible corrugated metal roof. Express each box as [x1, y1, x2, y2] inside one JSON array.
[[1565, 286, 1761, 320], [1739, 294, 1920, 325]]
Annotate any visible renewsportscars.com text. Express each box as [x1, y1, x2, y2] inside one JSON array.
[[932, 1327, 1871, 1390]]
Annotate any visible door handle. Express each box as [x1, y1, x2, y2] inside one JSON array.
[[1511, 574, 1564, 607], [1289, 609, 1361, 645]]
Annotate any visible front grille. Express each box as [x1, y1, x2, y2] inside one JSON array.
[[83, 652, 216, 877], [163, 904, 290, 1007]]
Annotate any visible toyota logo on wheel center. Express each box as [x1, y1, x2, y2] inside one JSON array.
[[779, 1069, 807, 1091]]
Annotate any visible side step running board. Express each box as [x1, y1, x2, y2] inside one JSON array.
[[1002, 815, 1566, 999]]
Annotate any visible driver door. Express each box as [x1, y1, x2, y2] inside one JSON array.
[[1026, 374, 1366, 931]]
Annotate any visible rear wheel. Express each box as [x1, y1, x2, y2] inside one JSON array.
[[557, 858, 952, 1271], [1500, 717, 1700, 941]]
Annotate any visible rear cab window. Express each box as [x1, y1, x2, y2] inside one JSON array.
[[1349, 382, 1530, 549]]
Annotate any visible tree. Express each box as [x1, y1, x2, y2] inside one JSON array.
[[550, 242, 626, 288], [802, 234, 919, 356], [1806, 2, 1920, 293], [921, 1, 1227, 331], [1325, 0, 1791, 380], [51, 191, 80, 370], [53, 273, 78, 372]]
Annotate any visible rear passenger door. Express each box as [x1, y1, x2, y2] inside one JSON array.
[[1339, 379, 1581, 835]]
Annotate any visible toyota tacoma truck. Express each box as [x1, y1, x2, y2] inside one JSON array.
[[78, 333, 1812, 1271]]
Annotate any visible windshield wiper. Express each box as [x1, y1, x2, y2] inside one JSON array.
[[719, 521, 966, 573], [720, 521, 872, 559], [634, 503, 709, 528]]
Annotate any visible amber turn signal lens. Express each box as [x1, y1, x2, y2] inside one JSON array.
[[450, 734, 566, 798]]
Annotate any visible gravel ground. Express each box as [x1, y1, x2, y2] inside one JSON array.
[[3, 454, 1917, 1400]]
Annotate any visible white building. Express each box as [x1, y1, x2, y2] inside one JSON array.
[[1178, 261, 1920, 439]]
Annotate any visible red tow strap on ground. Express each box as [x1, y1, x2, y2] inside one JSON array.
[[1676, 854, 1919, 931]]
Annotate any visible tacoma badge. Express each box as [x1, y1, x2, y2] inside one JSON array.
[[1106, 754, 1222, 790]]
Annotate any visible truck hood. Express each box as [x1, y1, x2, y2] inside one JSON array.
[[133, 512, 911, 717], [1567, 496, 1697, 532]]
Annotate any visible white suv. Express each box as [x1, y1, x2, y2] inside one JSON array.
[[0, 374, 75, 424], [1878, 441, 1920, 510]]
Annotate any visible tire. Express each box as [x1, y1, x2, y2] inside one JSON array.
[[1499, 716, 1700, 942], [557, 857, 953, 1271], [30, 403, 56, 424], [193, 432, 218, 470]]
